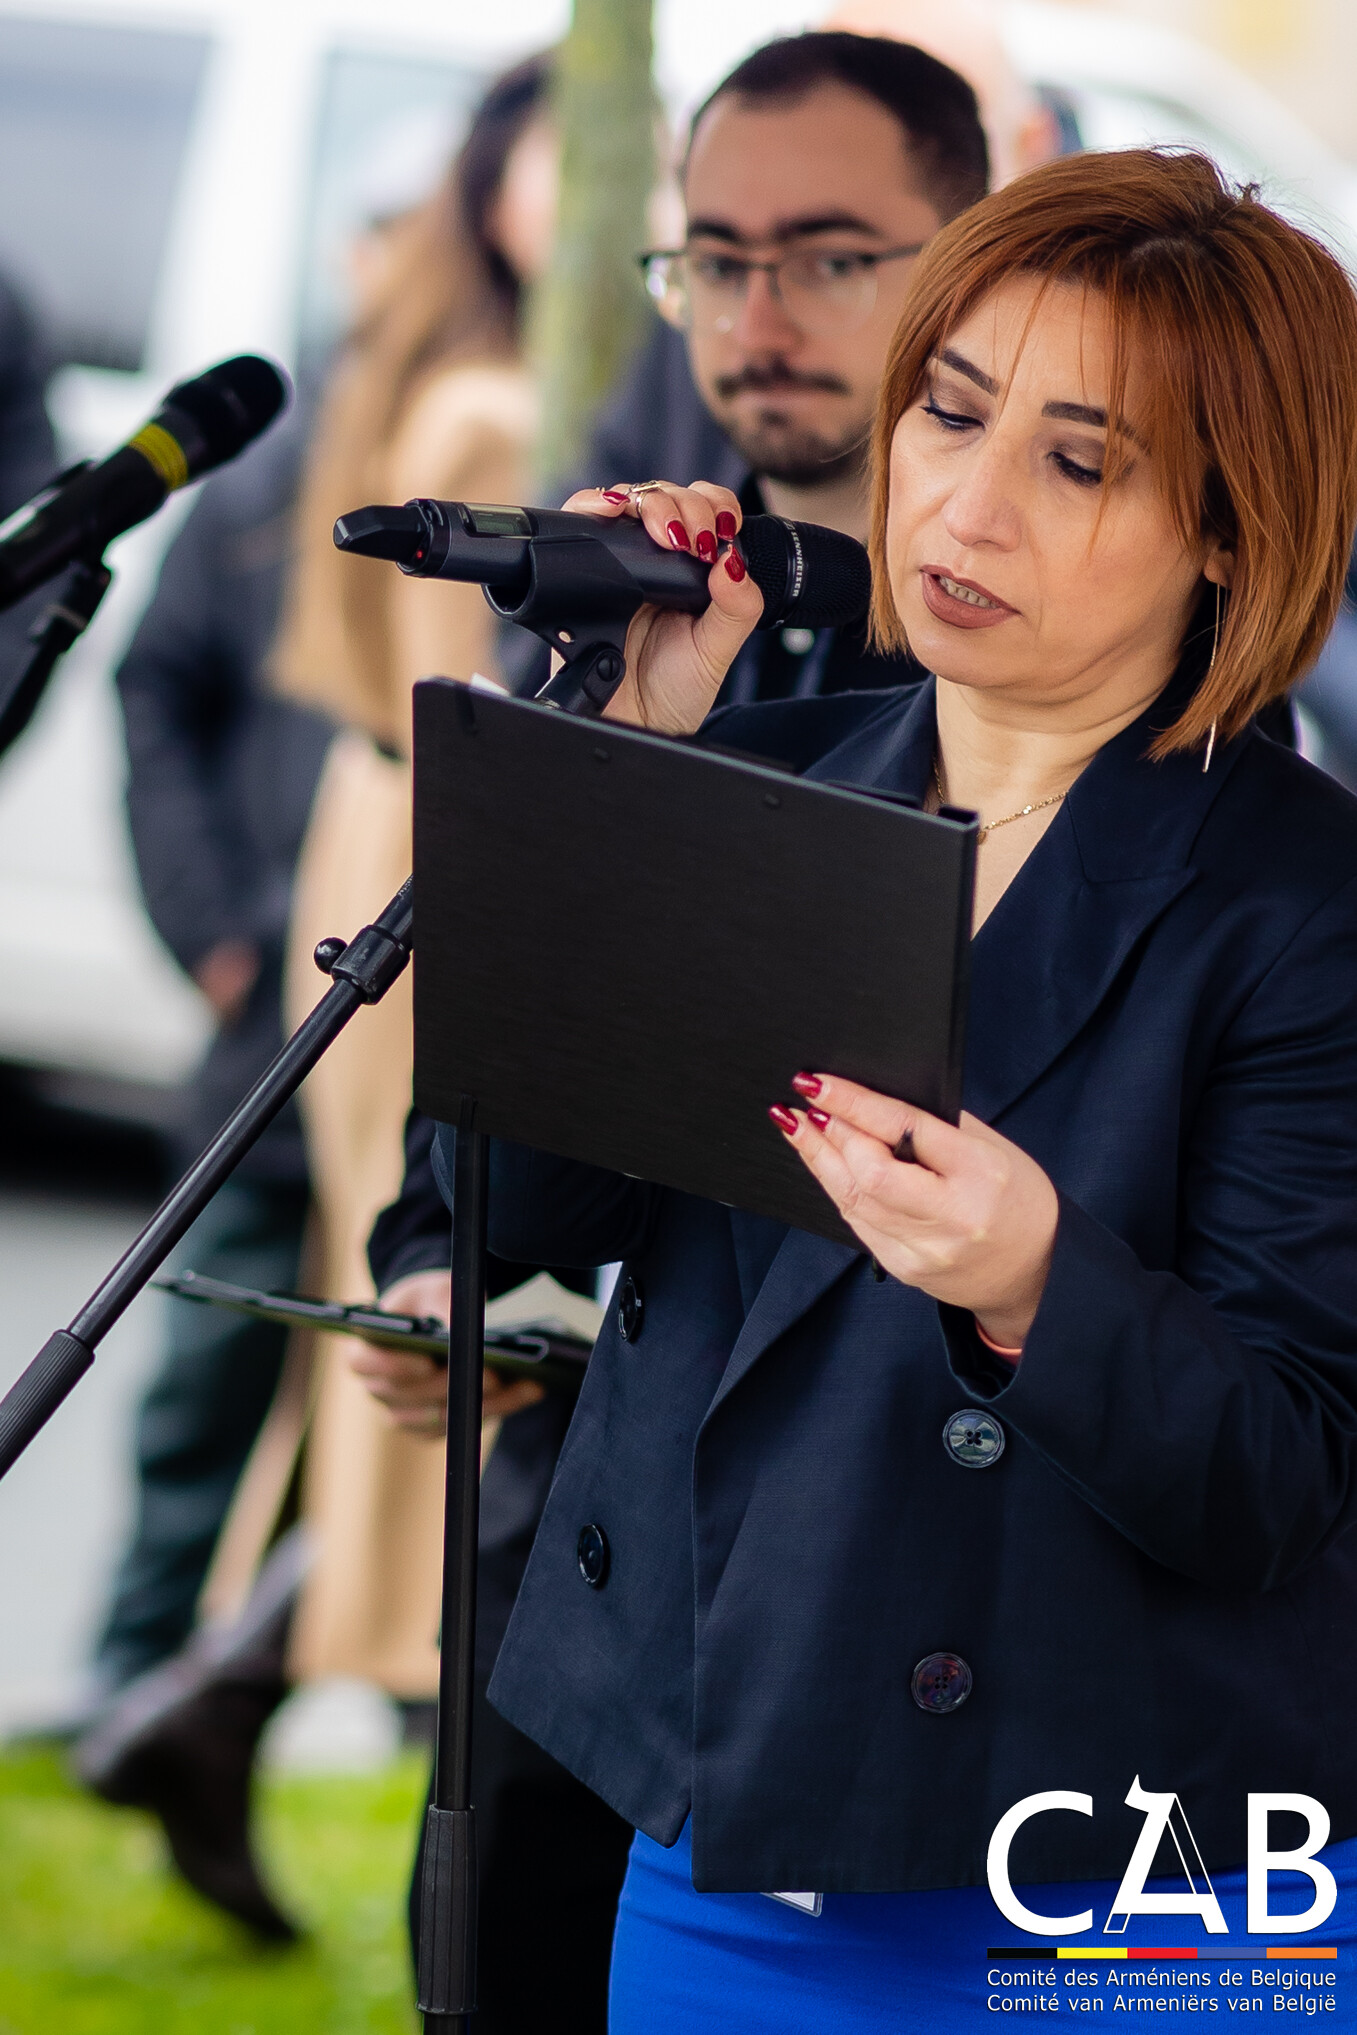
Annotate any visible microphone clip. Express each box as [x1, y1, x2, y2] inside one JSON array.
[[484, 529, 661, 718], [530, 621, 629, 715]]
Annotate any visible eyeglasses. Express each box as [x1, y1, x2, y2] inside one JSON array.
[[637, 243, 926, 337]]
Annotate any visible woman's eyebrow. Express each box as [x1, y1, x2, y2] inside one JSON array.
[[938, 347, 998, 395], [1045, 398, 1147, 450], [1044, 399, 1104, 427], [937, 348, 1146, 449]]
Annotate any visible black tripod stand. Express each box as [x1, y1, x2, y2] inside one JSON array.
[[0, 873, 495, 2021], [0, 863, 480, 2031]]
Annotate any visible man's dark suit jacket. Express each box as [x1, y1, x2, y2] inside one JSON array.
[[477, 673, 1357, 1896], [115, 414, 331, 1177]]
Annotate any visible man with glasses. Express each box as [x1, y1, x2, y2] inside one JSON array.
[[504, 31, 989, 703], [598, 31, 987, 703]]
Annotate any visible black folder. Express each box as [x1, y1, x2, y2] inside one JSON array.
[[412, 682, 976, 1248]]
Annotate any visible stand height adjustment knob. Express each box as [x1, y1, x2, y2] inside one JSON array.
[[579, 643, 626, 712], [313, 936, 346, 974]]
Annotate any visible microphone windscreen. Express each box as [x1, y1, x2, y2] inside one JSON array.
[[740, 516, 873, 631], [165, 356, 290, 475]]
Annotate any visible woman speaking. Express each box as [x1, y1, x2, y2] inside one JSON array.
[[455, 149, 1357, 2024]]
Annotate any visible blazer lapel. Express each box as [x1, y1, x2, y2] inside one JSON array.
[[800, 675, 937, 803], [708, 1224, 861, 1415], [961, 815, 1192, 1125], [962, 703, 1247, 1125], [795, 673, 1242, 1128]]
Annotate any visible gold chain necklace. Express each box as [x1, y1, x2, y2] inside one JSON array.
[[933, 758, 1066, 840]]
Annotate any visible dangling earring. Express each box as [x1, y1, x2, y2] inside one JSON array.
[[1202, 582, 1222, 775]]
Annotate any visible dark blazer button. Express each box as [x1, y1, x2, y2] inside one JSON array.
[[942, 1409, 1006, 1468], [577, 1523, 610, 1588], [618, 1273, 644, 1342], [911, 1652, 973, 1713]]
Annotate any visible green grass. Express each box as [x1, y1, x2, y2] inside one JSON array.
[[0, 1744, 426, 2033]]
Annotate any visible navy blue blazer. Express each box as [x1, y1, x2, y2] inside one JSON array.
[[476, 674, 1357, 1895]]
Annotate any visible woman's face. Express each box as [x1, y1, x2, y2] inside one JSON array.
[[487, 115, 559, 287], [886, 275, 1228, 717]]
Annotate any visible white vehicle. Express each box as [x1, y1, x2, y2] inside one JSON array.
[[0, 0, 1349, 1104]]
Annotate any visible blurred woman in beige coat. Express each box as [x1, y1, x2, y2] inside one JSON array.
[[273, 56, 557, 1700]]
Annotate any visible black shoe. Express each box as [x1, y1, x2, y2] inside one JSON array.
[[74, 1528, 310, 1941]]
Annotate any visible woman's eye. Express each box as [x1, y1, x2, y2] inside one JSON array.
[[922, 399, 978, 432], [1052, 450, 1103, 487]]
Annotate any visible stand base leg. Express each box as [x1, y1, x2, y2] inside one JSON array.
[[416, 1804, 477, 2019]]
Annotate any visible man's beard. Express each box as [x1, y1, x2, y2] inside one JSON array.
[[711, 361, 870, 490]]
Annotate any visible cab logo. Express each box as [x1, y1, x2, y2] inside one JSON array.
[[987, 1779, 1335, 1937]]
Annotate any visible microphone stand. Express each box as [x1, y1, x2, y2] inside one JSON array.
[[0, 617, 632, 2031], [0, 556, 112, 758], [0, 883, 414, 1480]]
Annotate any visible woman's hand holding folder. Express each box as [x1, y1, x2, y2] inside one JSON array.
[[773, 1073, 1058, 1354]]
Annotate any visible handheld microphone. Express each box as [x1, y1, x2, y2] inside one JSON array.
[[0, 355, 290, 611], [334, 498, 872, 716], [334, 498, 871, 634]]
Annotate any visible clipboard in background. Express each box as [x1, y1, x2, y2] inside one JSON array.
[[154, 1268, 601, 1396]]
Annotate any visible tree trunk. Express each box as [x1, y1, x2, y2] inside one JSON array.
[[529, 0, 656, 491]]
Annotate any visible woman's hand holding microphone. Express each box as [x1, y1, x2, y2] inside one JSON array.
[[563, 480, 764, 733]]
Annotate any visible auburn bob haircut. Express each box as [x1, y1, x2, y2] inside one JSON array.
[[868, 148, 1357, 754]]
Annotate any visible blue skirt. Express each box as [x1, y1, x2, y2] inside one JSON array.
[[610, 1821, 1357, 2032]]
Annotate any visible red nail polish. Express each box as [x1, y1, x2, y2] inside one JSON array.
[[768, 1104, 799, 1134], [806, 1107, 831, 1130], [725, 547, 746, 582], [716, 511, 737, 541], [667, 520, 691, 551], [602, 489, 628, 503], [696, 529, 718, 563], [791, 1072, 823, 1098]]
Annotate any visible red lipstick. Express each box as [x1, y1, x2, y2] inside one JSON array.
[[920, 566, 1016, 632]]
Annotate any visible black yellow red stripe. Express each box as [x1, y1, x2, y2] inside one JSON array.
[[987, 1946, 1337, 1961]]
